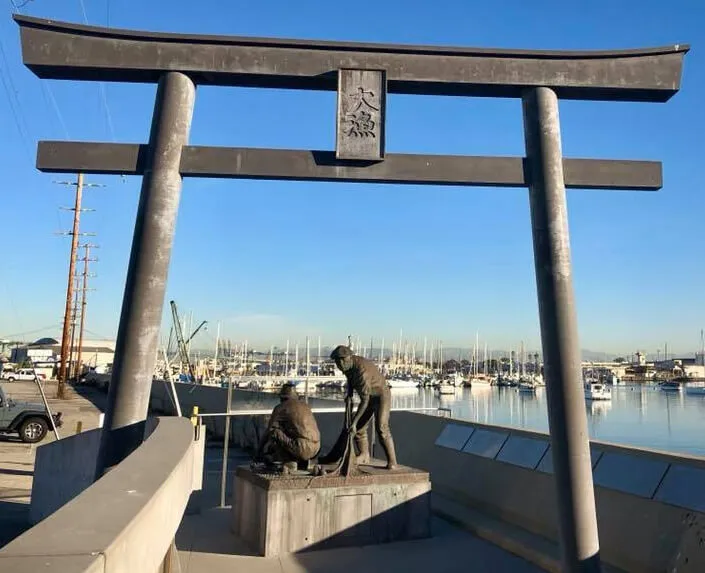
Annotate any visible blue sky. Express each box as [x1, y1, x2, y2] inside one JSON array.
[[0, 0, 703, 356]]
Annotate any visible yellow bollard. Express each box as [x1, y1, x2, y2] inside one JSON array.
[[75, 420, 83, 434], [190, 405, 199, 427]]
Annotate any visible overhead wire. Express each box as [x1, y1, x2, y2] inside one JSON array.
[[0, 34, 33, 165], [77, 0, 117, 142]]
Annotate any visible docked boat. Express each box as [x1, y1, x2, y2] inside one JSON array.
[[685, 383, 705, 396], [659, 381, 682, 392], [584, 382, 611, 401], [387, 378, 419, 389], [518, 381, 536, 393], [437, 382, 456, 395]]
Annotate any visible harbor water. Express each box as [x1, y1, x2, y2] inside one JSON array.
[[312, 384, 705, 457]]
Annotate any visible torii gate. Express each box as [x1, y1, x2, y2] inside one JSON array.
[[14, 15, 687, 572]]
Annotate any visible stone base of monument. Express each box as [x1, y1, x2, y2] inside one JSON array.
[[231, 461, 432, 557]]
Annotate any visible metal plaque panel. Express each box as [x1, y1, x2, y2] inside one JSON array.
[[461, 428, 509, 459], [592, 452, 669, 498], [434, 424, 474, 451], [537, 445, 604, 474], [496, 435, 550, 470], [654, 465, 705, 512], [336, 69, 385, 161]]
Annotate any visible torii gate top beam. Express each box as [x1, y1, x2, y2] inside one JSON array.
[[15, 15, 687, 102]]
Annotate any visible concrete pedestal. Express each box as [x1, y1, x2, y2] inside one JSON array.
[[232, 462, 432, 556]]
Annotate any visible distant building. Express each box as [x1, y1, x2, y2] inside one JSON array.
[[696, 351, 705, 367], [634, 352, 646, 366], [10, 336, 115, 377]]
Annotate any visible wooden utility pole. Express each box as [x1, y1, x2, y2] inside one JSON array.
[[75, 243, 97, 380], [56, 174, 102, 399], [58, 173, 83, 399]]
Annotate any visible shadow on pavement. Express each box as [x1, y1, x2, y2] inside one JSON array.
[[0, 499, 30, 548]]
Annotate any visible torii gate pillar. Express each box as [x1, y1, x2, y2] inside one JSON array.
[[523, 87, 601, 571]]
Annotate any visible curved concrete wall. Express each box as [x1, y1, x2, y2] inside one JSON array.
[[0, 417, 198, 573]]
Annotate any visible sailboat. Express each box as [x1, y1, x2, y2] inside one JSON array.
[[686, 329, 705, 395], [467, 332, 492, 388]]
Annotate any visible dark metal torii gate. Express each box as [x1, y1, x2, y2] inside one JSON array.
[[14, 15, 687, 572]]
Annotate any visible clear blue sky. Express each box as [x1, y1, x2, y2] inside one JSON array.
[[0, 0, 703, 357]]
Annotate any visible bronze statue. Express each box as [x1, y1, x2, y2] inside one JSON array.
[[254, 384, 321, 474], [320, 345, 398, 470]]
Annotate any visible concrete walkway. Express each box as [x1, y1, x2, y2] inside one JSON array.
[[177, 508, 545, 573], [177, 445, 546, 572]]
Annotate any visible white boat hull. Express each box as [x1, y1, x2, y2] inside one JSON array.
[[584, 383, 611, 401]]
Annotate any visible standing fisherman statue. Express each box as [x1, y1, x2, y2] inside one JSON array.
[[319, 345, 398, 472]]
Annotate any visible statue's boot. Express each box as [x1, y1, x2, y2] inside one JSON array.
[[354, 433, 371, 465], [380, 434, 398, 470], [282, 461, 297, 475]]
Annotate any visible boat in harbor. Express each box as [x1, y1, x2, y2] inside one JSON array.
[[466, 374, 492, 389], [518, 381, 537, 393], [584, 382, 612, 401], [659, 381, 683, 392], [685, 383, 705, 396], [387, 377, 420, 389], [437, 381, 457, 395]]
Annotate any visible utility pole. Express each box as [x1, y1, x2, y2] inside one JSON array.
[[57, 173, 83, 398], [76, 243, 98, 379], [55, 174, 103, 399]]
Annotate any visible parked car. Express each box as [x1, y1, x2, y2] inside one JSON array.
[[79, 370, 110, 392], [0, 368, 46, 382], [0, 384, 62, 443]]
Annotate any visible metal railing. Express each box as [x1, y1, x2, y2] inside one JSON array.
[[190, 405, 449, 507]]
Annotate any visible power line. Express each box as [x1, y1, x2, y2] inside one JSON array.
[[9, 0, 33, 10], [0, 324, 63, 339], [76, 0, 117, 142], [0, 38, 33, 165], [41, 83, 71, 139], [9, 0, 70, 147]]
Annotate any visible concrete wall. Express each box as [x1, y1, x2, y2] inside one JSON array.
[[0, 417, 199, 573], [389, 412, 705, 573], [29, 428, 102, 525], [214, 400, 705, 573], [150, 380, 340, 447]]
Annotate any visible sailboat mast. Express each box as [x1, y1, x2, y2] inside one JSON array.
[[305, 336, 310, 402], [213, 321, 220, 380], [294, 342, 299, 376]]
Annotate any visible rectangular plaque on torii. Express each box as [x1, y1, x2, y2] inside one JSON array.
[[336, 69, 386, 161]]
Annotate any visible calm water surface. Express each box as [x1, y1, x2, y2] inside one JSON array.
[[315, 384, 705, 457]]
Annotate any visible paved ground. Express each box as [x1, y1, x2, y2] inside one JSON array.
[[176, 447, 546, 573], [0, 380, 105, 547]]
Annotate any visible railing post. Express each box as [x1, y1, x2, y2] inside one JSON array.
[[522, 86, 602, 572], [95, 72, 196, 478], [220, 379, 233, 508]]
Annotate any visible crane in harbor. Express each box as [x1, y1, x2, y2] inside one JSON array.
[[169, 300, 207, 384]]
